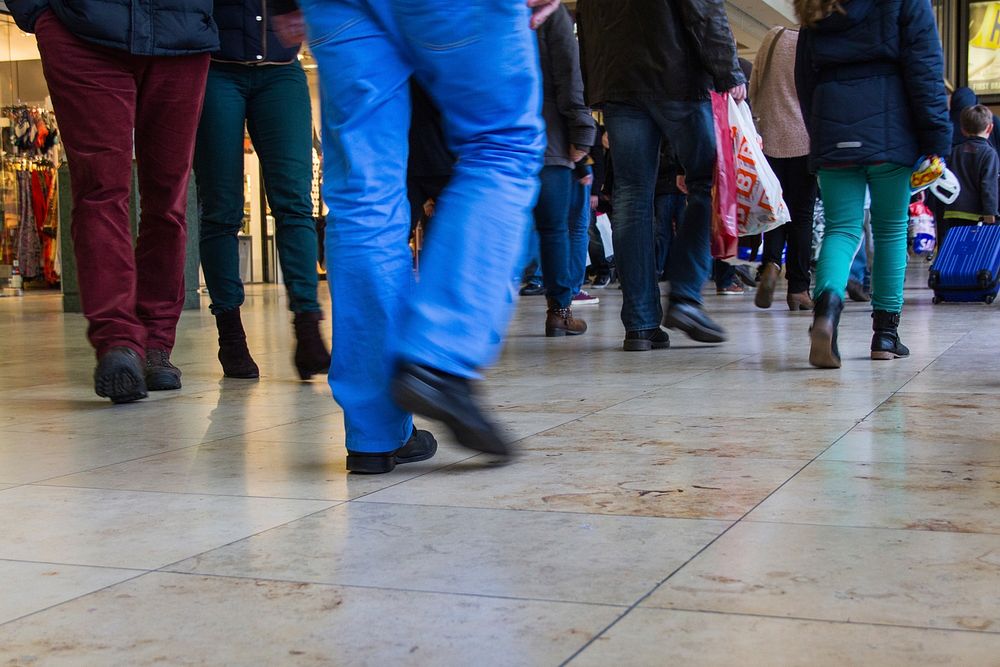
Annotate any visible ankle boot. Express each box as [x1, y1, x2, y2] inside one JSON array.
[[293, 311, 331, 380], [215, 309, 259, 379], [871, 310, 910, 360], [755, 262, 780, 309], [787, 291, 814, 311], [545, 299, 587, 337], [809, 290, 844, 369]]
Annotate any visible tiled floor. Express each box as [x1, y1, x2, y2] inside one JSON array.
[[1, 276, 999, 666]]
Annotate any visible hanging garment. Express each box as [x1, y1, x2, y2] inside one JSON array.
[[15, 171, 41, 279]]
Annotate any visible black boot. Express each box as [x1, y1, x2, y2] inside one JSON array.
[[145, 349, 182, 391], [293, 311, 331, 380], [809, 291, 844, 369], [215, 309, 259, 379], [871, 310, 910, 360]]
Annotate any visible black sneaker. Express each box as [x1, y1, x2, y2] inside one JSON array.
[[590, 274, 611, 289], [94, 347, 148, 404], [519, 282, 545, 297], [347, 429, 438, 474], [391, 363, 509, 456], [623, 328, 670, 351], [662, 301, 728, 344], [145, 349, 182, 391]]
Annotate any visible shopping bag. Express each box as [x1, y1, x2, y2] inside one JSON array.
[[728, 97, 791, 236], [710, 92, 738, 259], [908, 194, 936, 257], [595, 212, 614, 259]]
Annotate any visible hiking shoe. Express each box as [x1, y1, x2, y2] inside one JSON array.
[[95, 347, 148, 404], [145, 348, 182, 391]]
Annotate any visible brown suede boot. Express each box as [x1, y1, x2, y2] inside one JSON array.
[[215, 309, 259, 379], [787, 291, 814, 311], [293, 311, 331, 380], [755, 262, 780, 309], [545, 300, 587, 337]]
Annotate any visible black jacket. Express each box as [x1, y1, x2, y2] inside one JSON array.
[[795, 0, 951, 171], [537, 5, 596, 168], [7, 0, 218, 55], [950, 87, 1000, 156], [212, 0, 298, 63], [947, 137, 999, 218], [576, 0, 744, 104]]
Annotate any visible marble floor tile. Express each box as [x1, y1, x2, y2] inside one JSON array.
[[173, 502, 727, 605], [748, 460, 1000, 533], [0, 485, 335, 569], [0, 559, 139, 625], [571, 609, 1000, 667], [0, 572, 621, 666], [0, 432, 204, 484], [43, 437, 475, 501], [520, 413, 853, 459], [900, 370, 1000, 394], [820, 422, 1000, 467], [645, 522, 1000, 632], [364, 450, 804, 519], [667, 367, 920, 394], [598, 385, 888, 421], [480, 381, 654, 413]]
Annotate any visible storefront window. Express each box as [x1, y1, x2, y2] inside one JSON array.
[[969, 1, 1000, 95], [934, 0, 957, 88]]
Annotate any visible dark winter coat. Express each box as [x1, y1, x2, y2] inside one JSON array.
[[950, 87, 1000, 155], [537, 5, 596, 168], [576, 0, 745, 104], [794, 0, 951, 171], [7, 0, 218, 56], [947, 136, 999, 218], [212, 0, 298, 63]]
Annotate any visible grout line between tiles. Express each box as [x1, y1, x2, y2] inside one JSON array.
[[0, 557, 149, 573]]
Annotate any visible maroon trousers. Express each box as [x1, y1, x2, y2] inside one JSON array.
[[34, 11, 210, 357]]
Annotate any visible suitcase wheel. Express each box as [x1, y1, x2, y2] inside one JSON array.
[[977, 270, 993, 290]]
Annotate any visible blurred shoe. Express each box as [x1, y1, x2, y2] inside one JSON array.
[[847, 279, 871, 302], [716, 279, 744, 296], [545, 302, 588, 336], [391, 363, 509, 456], [572, 290, 600, 306], [94, 347, 147, 404], [519, 282, 545, 297], [623, 328, 670, 351], [293, 311, 331, 380], [215, 308, 259, 379], [145, 348, 182, 391], [347, 428, 438, 474], [755, 262, 780, 309], [663, 301, 727, 343], [787, 291, 814, 311], [733, 264, 757, 287], [809, 291, 843, 369], [590, 274, 611, 289]]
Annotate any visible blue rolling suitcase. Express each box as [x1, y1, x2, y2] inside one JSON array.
[[928, 223, 1000, 304]]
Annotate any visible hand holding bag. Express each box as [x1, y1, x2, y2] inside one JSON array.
[[710, 92, 739, 259], [728, 97, 791, 236]]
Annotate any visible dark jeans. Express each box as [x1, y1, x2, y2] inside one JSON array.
[[654, 193, 685, 276], [35, 10, 209, 357], [569, 170, 592, 294], [194, 61, 320, 316], [534, 165, 579, 308], [605, 99, 715, 331], [761, 155, 816, 294]]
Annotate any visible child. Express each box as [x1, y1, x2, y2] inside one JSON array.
[[943, 105, 999, 245]]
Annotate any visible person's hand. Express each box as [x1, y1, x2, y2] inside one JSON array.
[[570, 144, 588, 163], [729, 83, 747, 103], [676, 175, 688, 194], [272, 10, 307, 48], [579, 174, 593, 187], [528, 0, 561, 29], [590, 195, 599, 211], [984, 215, 996, 224]]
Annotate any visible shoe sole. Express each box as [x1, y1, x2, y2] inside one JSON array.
[[716, 292, 745, 296], [788, 302, 813, 311], [809, 321, 842, 369], [95, 369, 148, 404], [347, 440, 439, 474], [223, 371, 260, 380], [545, 328, 587, 337], [146, 371, 182, 392], [870, 351, 908, 361], [662, 311, 727, 344], [571, 301, 600, 307], [622, 340, 670, 351], [755, 282, 775, 309], [391, 375, 509, 456]]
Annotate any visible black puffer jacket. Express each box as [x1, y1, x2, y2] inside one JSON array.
[[213, 0, 298, 63], [7, 0, 218, 55], [795, 0, 951, 171], [537, 5, 596, 168], [576, 0, 744, 104]]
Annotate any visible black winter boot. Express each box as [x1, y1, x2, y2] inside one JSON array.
[[293, 311, 331, 380], [871, 310, 910, 360], [215, 309, 259, 379], [809, 291, 844, 369]]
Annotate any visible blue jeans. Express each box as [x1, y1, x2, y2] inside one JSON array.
[[301, 0, 544, 453], [534, 166, 591, 307], [654, 193, 684, 276], [604, 99, 715, 331], [570, 169, 592, 295], [194, 62, 320, 315]]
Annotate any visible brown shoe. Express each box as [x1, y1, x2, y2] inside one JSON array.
[[545, 303, 587, 337], [787, 291, 814, 311], [755, 262, 780, 309]]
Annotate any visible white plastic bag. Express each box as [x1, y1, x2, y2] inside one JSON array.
[[595, 213, 614, 259], [727, 97, 791, 236]]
